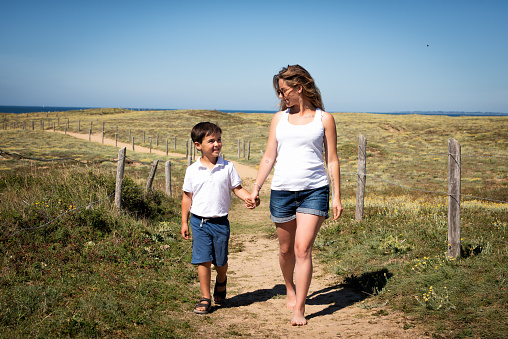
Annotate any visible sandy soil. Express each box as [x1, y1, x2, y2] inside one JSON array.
[[196, 234, 427, 338], [53, 130, 428, 338], [49, 130, 259, 179]]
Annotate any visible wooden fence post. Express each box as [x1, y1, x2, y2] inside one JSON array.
[[448, 138, 461, 259], [355, 135, 367, 221], [132, 137, 135, 151], [166, 139, 169, 156], [146, 160, 159, 190], [247, 141, 251, 160], [89, 128, 92, 141], [156, 132, 159, 147], [78, 120, 80, 132], [187, 155, 192, 167], [165, 161, 172, 196], [115, 147, 126, 210]]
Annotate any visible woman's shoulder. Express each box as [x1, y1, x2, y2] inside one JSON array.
[[320, 110, 336, 127], [320, 110, 334, 120], [270, 110, 285, 124]]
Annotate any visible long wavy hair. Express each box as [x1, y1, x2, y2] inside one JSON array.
[[273, 65, 324, 111]]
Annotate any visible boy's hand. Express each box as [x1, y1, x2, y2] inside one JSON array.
[[181, 224, 190, 239], [245, 196, 260, 209]]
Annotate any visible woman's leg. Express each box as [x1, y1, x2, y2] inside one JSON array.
[[292, 213, 325, 326], [275, 219, 297, 309]]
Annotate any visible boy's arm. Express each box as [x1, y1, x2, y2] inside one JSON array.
[[232, 185, 260, 209], [181, 191, 193, 239]]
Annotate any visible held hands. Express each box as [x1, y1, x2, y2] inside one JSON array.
[[245, 195, 260, 209]]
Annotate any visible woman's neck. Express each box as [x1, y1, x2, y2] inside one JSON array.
[[288, 99, 315, 115]]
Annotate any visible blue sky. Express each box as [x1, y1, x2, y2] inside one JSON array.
[[1, 0, 507, 113]]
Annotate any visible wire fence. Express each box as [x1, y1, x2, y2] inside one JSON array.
[[0, 149, 162, 166], [356, 144, 508, 204], [2, 133, 507, 240], [366, 145, 508, 158]]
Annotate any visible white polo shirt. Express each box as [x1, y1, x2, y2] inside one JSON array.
[[182, 156, 242, 218]]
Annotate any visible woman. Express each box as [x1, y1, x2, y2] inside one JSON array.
[[250, 65, 343, 326]]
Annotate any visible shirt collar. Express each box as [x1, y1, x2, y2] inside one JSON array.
[[197, 156, 224, 170]]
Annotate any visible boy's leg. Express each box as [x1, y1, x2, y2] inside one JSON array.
[[213, 263, 228, 303], [209, 216, 230, 303], [196, 261, 212, 312], [291, 212, 325, 326], [275, 219, 297, 309]]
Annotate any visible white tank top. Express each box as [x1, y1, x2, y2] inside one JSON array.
[[271, 109, 329, 190]]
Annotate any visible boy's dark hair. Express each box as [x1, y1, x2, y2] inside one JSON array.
[[191, 122, 222, 143]]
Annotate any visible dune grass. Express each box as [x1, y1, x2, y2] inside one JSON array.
[[1, 109, 507, 337]]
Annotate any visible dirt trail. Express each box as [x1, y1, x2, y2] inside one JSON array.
[[55, 130, 426, 338], [49, 130, 259, 179], [202, 234, 425, 338]]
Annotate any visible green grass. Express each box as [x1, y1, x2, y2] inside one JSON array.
[[0, 165, 199, 337], [1, 109, 507, 338]]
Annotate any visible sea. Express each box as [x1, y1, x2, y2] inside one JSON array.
[[1, 105, 507, 117]]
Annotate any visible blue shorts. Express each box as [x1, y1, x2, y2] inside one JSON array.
[[270, 185, 329, 223], [190, 214, 230, 267]]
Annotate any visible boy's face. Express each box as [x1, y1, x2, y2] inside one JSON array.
[[195, 132, 222, 158]]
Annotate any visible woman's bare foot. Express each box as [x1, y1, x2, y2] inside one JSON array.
[[291, 312, 307, 326]]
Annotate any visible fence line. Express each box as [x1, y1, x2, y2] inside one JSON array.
[[2, 120, 260, 161], [367, 145, 508, 159], [0, 149, 162, 166]]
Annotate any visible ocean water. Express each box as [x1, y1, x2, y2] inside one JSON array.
[[0, 106, 506, 117]]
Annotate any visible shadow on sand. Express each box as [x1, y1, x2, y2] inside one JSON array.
[[219, 283, 368, 320], [220, 269, 393, 320]]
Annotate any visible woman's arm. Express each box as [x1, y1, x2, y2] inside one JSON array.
[[250, 112, 282, 199], [322, 112, 343, 220]]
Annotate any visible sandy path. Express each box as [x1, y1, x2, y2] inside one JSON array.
[[49, 130, 259, 179], [54, 130, 426, 338], [199, 234, 426, 338]]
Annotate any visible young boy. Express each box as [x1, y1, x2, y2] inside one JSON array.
[[181, 122, 258, 314]]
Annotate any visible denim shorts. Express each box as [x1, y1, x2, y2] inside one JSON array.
[[190, 214, 230, 267], [270, 185, 329, 223]]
